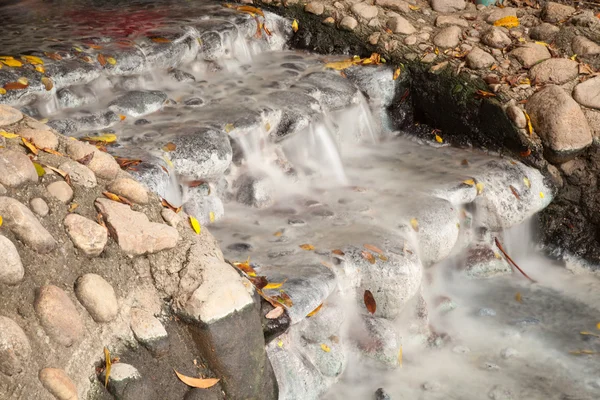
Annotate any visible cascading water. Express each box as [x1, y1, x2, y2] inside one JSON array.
[[1, 1, 600, 399]]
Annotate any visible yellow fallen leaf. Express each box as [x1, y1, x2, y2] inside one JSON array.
[[393, 67, 401, 80], [265, 122, 271, 131], [0, 215, 2, 227], [435, 134, 443, 143], [35, 65, 45, 73], [320, 343, 331, 352], [476, 182, 484, 195], [463, 178, 475, 186], [580, 331, 600, 338], [163, 155, 174, 168], [174, 369, 219, 389], [410, 217, 419, 232], [1, 58, 22, 67], [307, 303, 323, 317], [0, 88, 6, 95], [570, 349, 597, 355], [104, 347, 111, 388], [299, 243, 315, 250], [523, 177, 531, 188], [273, 230, 283, 237], [409, 4, 420, 10], [68, 203, 79, 213], [189, 216, 201, 234], [398, 345, 403, 367], [224, 123, 234, 133], [292, 19, 299, 32], [493, 15, 519, 28], [21, 137, 38, 155], [515, 292, 522, 303], [597, 322, 600, 330], [540, 192, 545, 199], [22, 55, 44, 65], [82, 133, 117, 143], [162, 142, 176, 152], [0, 131, 19, 139], [17, 77, 28, 85], [277, 339, 284, 348], [324, 59, 355, 70], [209, 211, 215, 223], [571, 54, 577, 61], [33, 162, 45, 177], [534, 41, 549, 47], [264, 280, 287, 290], [106, 57, 117, 65]]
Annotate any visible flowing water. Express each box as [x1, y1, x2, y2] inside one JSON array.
[[2, 1, 600, 399]]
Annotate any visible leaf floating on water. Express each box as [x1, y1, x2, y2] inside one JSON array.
[[151, 37, 172, 43], [476, 182, 484, 195], [115, 157, 142, 170], [410, 217, 419, 232], [277, 339, 284, 348], [35, 65, 45, 73], [97, 53, 107, 67], [364, 290, 376, 314], [523, 177, 531, 188], [0, 215, 3, 227], [45, 51, 62, 61], [393, 67, 401, 80], [189, 216, 201, 234], [435, 134, 443, 143], [104, 347, 111, 388], [0, 131, 19, 139], [33, 162, 45, 177], [292, 19, 299, 32], [494, 15, 519, 28], [4, 81, 28, 90], [540, 192, 545, 199], [299, 243, 315, 251], [332, 249, 345, 256], [82, 133, 117, 143], [224, 123, 234, 133], [597, 322, 600, 330], [22, 55, 44, 65], [509, 185, 520, 200], [580, 331, 600, 338], [236, 5, 265, 17], [324, 59, 355, 71], [41, 76, 53, 91], [462, 178, 475, 186], [209, 211, 215, 223], [320, 343, 331, 353], [249, 275, 268, 290], [570, 349, 597, 355], [0, 57, 22, 67], [106, 57, 117, 65], [273, 230, 283, 237], [307, 303, 323, 317], [174, 369, 220, 389], [162, 142, 176, 152], [515, 292, 522, 303], [364, 244, 383, 254], [379, 254, 388, 261], [265, 306, 284, 319], [17, 77, 28, 86], [0, 88, 6, 95], [21, 137, 38, 155], [361, 250, 376, 264]]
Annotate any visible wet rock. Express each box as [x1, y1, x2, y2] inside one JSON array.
[[352, 2, 379, 19], [64, 213, 107, 257], [500, 347, 519, 359], [573, 77, 600, 110], [433, 25, 462, 48], [376, 0, 410, 13], [261, 302, 291, 344], [95, 198, 179, 255], [50, 111, 120, 135], [30, 197, 49, 217], [108, 178, 148, 204], [510, 42, 551, 68], [542, 2, 575, 23], [467, 47, 496, 69], [183, 192, 224, 225], [57, 87, 97, 109], [39, 368, 78, 400], [34, 285, 84, 347], [0, 316, 30, 376], [0, 149, 38, 188], [463, 243, 512, 278], [431, 0, 465, 12], [305, 2, 324, 15], [99, 363, 142, 400], [481, 27, 511, 49], [47, 181, 73, 203], [19, 128, 58, 150], [298, 299, 344, 343], [375, 388, 392, 400], [436, 15, 469, 28], [227, 242, 253, 252], [526, 85, 592, 160], [530, 23, 560, 41], [387, 16, 416, 34], [234, 174, 274, 209], [58, 160, 97, 188], [170, 127, 232, 181], [65, 140, 120, 180], [130, 308, 169, 355], [295, 71, 360, 110], [501, 107, 525, 132], [0, 235, 24, 285], [340, 16, 358, 31], [355, 315, 401, 366], [0, 105, 23, 126], [0, 197, 57, 253], [108, 90, 167, 117], [529, 58, 578, 84], [478, 307, 496, 317], [488, 385, 513, 400], [303, 339, 345, 378], [167, 68, 195, 83], [571, 36, 600, 56]]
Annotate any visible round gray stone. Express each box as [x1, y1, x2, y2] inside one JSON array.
[[0, 235, 24, 285], [30, 197, 49, 217]]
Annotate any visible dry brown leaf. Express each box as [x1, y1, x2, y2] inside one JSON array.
[[41, 76, 53, 91], [265, 306, 284, 319], [162, 142, 176, 152], [97, 53, 107, 66], [275, 291, 293, 307], [115, 157, 142, 170], [42, 147, 63, 156], [509, 185, 520, 200], [364, 290, 376, 314], [249, 275, 268, 290], [332, 249, 345, 256], [307, 303, 323, 317], [361, 250, 376, 264], [77, 152, 94, 166], [232, 258, 257, 277], [174, 369, 219, 389], [4, 81, 28, 90], [299, 243, 315, 251], [364, 244, 383, 254], [515, 292, 522, 303], [103, 191, 132, 206], [104, 347, 111, 388], [160, 198, 182, 214]]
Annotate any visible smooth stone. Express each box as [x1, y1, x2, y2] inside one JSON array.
[[506, 105, 527, 128], [354, 315, 401, 366], [46, 181, 73, 203], [486, 7, 517, 24], [530, 23, 560, 41], [431, 0, 466, 13], [351, 2, 379, 19], [0, 235, 24, 285], [0, 184, 5, 195], [58, 160, 97, 188], [375, 388, 392, 400], [234, 174, 274, 209], [572, 36, 600, 56], [108, 90, 167, 117], [65, 140, 120, 180], [436, 15, 469, 27], [75, 274, 118, 323], [0, 149, 38, 188], [99, 363, 142, 399], [433, 25, 462, 48], [481, 27, 511, 49], [34, 285, 84, 347], [0, 197, 57, 253], [30, 197, 49, 217], [18, 128, 58, 150], [130, 308, 169, 355], [107, 178, 148, 204], [387, 15, 416, 34], [0, 316, 31, 376], [526, 85, 592, 159], [467, 47, 496, 69], [305, 1, 324, 15], [463, 243, 512, 278], [510, 42, 551, 68], [340, 16, 358, 31], [573, 77, 600, 110], [64, 214, 108, 257], [95, 198, 179, 256], [0, 105, 23, 126], [376, 0, 410, 13], [529, 58, 579, 84], [39, 368, 78, 400], [542, 1, 575, 23]]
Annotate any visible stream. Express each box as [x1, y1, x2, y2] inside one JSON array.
[[1, 0, 600, 399]]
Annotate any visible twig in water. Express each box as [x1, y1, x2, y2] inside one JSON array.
[[494, 237, 536, 283]]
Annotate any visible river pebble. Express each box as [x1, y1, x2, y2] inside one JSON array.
[[75, 274, 118, 322], [39, 368, 78, 400], [0, 235, 24, 285], [64, 214, 108, 256], [34, 285, 84, 347], [0, 316, 31, 376]]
